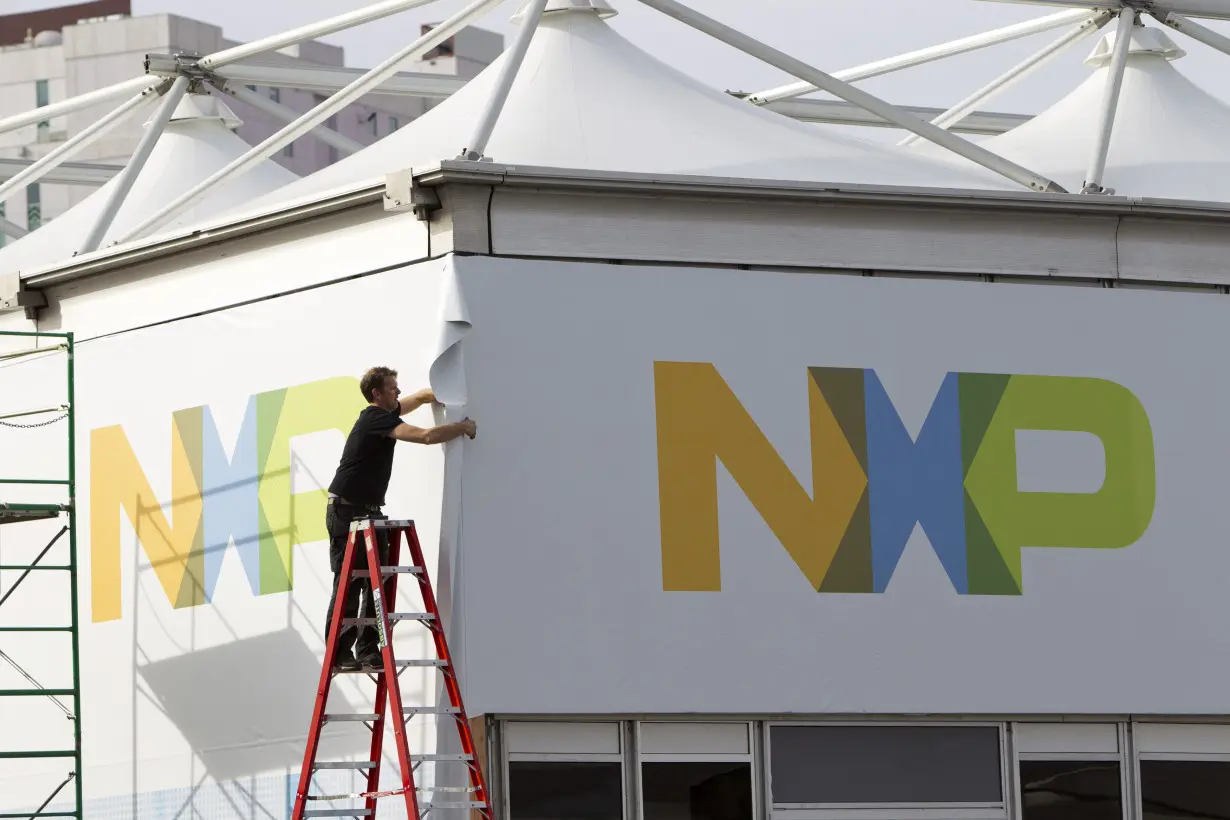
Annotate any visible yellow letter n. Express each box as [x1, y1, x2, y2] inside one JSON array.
[[90, 411, 203, 622], [655, 362, 866, 592]]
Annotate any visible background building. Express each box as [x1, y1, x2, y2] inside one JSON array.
[[0, 0, 502, 237]]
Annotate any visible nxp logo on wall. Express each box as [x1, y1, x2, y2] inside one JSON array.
[[655, 363, 1156, 596], [91, 377, 364, 622]]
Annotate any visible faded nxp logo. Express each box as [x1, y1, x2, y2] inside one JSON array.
[[91, 377, 364, 622]]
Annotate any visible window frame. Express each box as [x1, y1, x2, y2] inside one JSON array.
[[764, 720, 1011, 819], [635, 721, 762, 820], [501, 719, 628, 819], [1012, 722, 1129, 820]]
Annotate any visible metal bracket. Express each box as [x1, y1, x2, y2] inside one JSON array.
[[144, 52, 211, 91], [0, 273, 48, 320], [385, 169, 442, 221]]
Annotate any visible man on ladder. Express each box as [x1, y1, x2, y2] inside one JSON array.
[[324, 366, 477, 672]]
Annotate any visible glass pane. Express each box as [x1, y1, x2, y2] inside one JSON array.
[[642, 762, 753, 820], [1140, 760, 1230, 820], [509, 761, 622, 819], [1020, 760, 1122, 820], [769, 725, 1003, 805]]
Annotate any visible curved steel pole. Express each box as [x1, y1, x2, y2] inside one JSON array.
[[1153, 9, 1230, 56], [747, 8, 1094, 105], [1083, 10, 1137, 194], [460, 0, 548, 160], [0, 76, 157, 140], [119, 0, 507, 244], [200, 0, 445, 70], [0, 83, 164, 206], [78, 76, 190, 255], [638, 0, 1067, 193], [900, 10, 1111, 147]]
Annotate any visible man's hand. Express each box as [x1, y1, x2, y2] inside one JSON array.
[[460, 418, 478, 439]]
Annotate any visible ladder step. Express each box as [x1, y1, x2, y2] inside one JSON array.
[[420, 802, 487, 810], [342, 613, 435, 626], [350, 566, 424, 579], [419, 786, 478, 792], [411, 753, 474, 762], [324, 713, 380, 722], [314, 761, 377, 770], [403, 706, 461, 715], [304, 811, 373, 818], [395, 659, 448, 668]]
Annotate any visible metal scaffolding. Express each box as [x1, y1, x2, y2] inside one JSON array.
[[0, 330, 81, 820]]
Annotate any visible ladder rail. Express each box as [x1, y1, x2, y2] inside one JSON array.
[[405, 524, 492, 814], [363, 525, 421, 820], [293, 529, 364, 820], [292, 518, 492, 820]]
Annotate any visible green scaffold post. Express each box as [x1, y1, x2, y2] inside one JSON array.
[[0, 330, 82, 819]]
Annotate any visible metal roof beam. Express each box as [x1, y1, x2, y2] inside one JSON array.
[[975, 0, 1230, 22], [762, 98, 1033, 134], [1083, 9, 1136, 193], [119, 0, 499, 244], [1, 217, 28, 240], [1153, 8, 1230, 53], [0, 83, 163, 205], [747, 8, 1095, 106], [206, 61, 466, 99], [198, 0, 444, 70], [638, 0, 1067, 193], [899, 9, 1112, 147], [212, 81, 366, 156], [0, 159, 121, 186]]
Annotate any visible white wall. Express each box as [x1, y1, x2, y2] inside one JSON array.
[[444, 256, 1230, 717], [0, 258, 457, 818]]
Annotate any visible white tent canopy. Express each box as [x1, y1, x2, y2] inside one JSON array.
[[920, 23, 1230, 201], [0, 95, 297, 275], [232, 0, 1008, 218]]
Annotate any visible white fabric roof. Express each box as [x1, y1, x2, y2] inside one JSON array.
[[927, 25, 1230, 202], [0, 95, 297, 275], [237, 2, 1006, 215]]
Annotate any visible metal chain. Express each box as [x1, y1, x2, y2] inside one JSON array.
[[0, 412, 67, 429]]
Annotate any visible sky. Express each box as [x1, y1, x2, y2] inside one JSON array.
[[14, 0, 1230, 114]]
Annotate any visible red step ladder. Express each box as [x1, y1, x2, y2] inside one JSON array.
[[291, 518, 492, 820]]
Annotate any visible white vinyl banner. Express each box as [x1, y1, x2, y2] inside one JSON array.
[[448, 256, 1229, 717], [0, 260, 453, 817]]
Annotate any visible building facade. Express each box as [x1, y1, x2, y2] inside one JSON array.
[[0, 0, 502, 239]]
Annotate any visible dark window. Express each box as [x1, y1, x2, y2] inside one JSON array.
[[1139, 760, 1230, 820], [769, 725, 1003, 805], [1020, 761, 1122, 820], [509, 761, 622, 819], [643, 762, 753, 820]]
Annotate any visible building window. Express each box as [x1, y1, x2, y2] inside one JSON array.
[[1020, 761, 1122, 820], [35, 79, 50, 139], [505, 722, 624, 820], [1139, 761, 1230, 820], [769, 724, 1004, 806], [640, 723, 754, 820], [27, 184, 42, 231], [270, 87, 280, 104], [365, 111, 378, 136], [0, 202, 6, 248], [389, 116, 399, 132], [508, 762, 623, 819], [283, 141, 294, 158]]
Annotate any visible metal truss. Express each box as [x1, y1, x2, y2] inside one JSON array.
[[3, 0, 1229, 253]]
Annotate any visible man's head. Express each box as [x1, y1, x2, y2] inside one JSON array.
[[361, 366, 401, 411]]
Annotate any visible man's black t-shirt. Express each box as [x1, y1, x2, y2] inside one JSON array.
[[328, 406, 402, 507]]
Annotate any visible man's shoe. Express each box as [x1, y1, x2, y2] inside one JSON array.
[[357, 650, 383, 669], [335, 653, 362, 672]]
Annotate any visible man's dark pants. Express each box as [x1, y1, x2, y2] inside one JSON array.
[[325, 500, 391, 661]]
